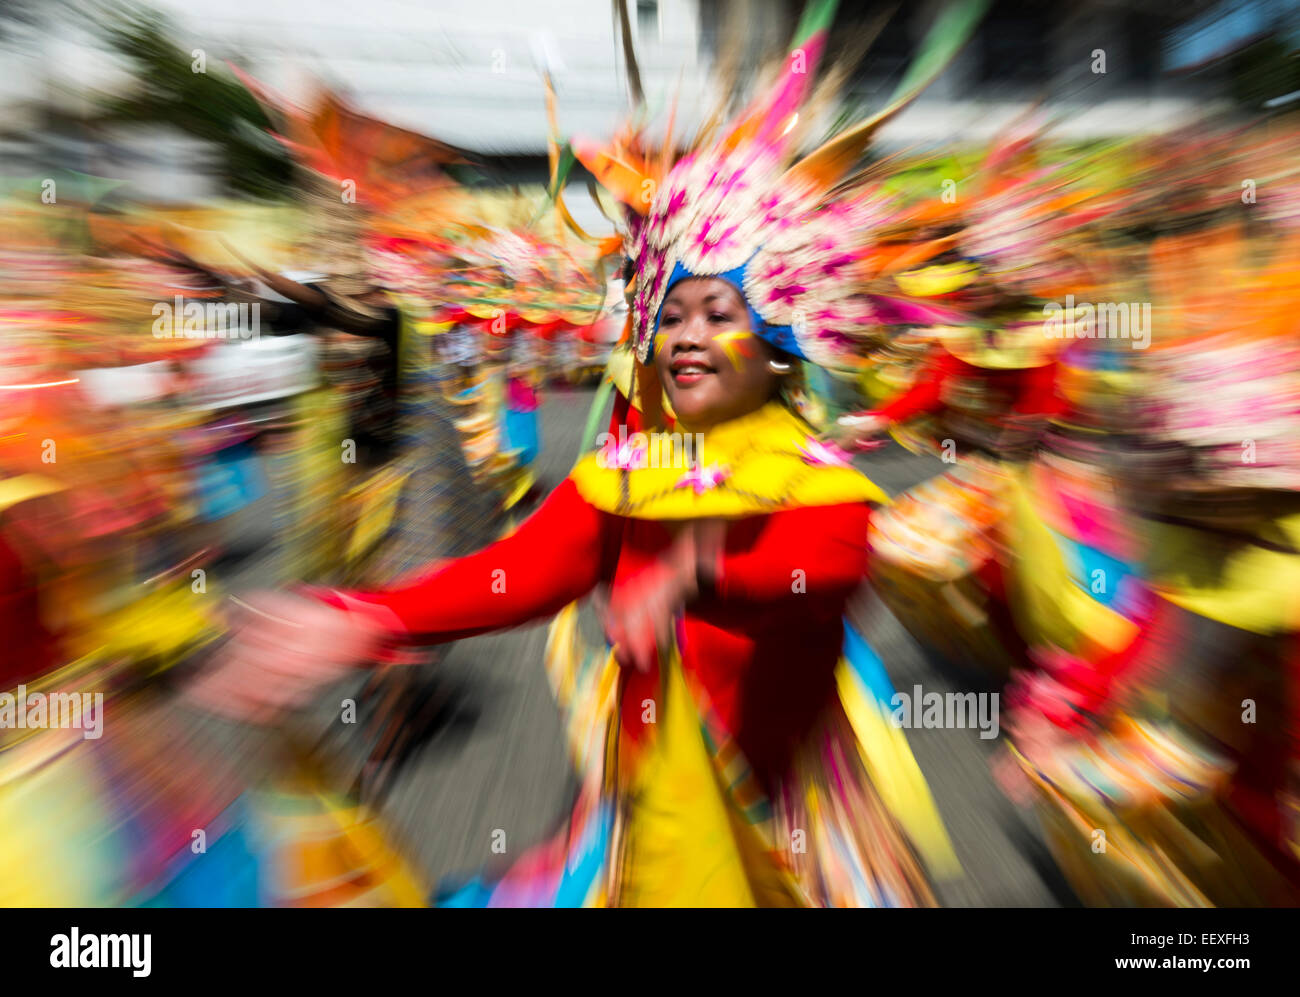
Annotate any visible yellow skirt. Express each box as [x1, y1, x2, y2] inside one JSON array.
[[614, 657, 802, 907], [520, 605, 953, 907]]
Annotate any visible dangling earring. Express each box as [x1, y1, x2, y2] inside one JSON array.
[[767, 358, 792, 374]]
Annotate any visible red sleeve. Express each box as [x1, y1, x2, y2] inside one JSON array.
[[337, 478, 619, 643], [710, 502, 871, 608], [876, 347, 959, 423]]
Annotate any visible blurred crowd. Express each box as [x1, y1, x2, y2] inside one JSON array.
[[1, 0, 1299, 907]]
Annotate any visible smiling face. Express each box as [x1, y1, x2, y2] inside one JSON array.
[[652, 277, 784, 430]]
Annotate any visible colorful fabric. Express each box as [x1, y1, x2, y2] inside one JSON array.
[[0, 696, 426, 907], [503, 404, 540, 468], [868, 456, 1023, 673], [1010, 716, 1300, 907], [436, 603, 950, 907]]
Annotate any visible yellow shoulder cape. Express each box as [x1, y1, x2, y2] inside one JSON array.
[[569, 401, 889, 519]]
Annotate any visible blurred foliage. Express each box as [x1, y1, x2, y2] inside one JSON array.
[[93, 3, 293, 199]]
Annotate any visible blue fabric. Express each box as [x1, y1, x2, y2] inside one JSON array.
[[434, 877, 495, 908], [503, 405, 540, 466], [136, 801, 265, 908], [195, 443, 269, 521], [653, 259, 807, 362], [842, 620, 898, 709], [429, 805, 612, 908], [1048, 526, 1145, 620], [552, 800, 615, 907], [1063, 341, 1130, 372]]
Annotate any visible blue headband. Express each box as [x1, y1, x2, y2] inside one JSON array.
[[651, 260, 806, 361]]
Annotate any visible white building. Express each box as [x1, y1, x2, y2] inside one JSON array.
[[3, 0, 1289, 203]]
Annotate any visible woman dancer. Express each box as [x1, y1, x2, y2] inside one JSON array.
[[189, 25, 970, 900]]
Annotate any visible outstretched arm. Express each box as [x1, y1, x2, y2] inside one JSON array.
[[834, 347, 957, 449], [875, 347, 960, 423], [329, 477, 621, 643], [188, 478, 620, 723]]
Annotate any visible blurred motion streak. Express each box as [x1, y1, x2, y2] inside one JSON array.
[[0, 0, 1298, 907]]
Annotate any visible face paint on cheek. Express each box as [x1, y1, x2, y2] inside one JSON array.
[[712, 329, 756, 371]]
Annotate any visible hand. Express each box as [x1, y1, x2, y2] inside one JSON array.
[[186, 589, 394, 724], [601, 530, 704, 674], [1004, 668, 1097, 740], [834, 411, 888, 451]]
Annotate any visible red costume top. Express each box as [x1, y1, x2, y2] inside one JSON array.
[[877, 346, 1061, 425], [338, 476, 871, 789]]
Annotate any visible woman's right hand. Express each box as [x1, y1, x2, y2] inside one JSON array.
[[600, 521, 728, 673], [833, 411, 888, 451], [186, 589, 395, 724], [601, 553, 695, 675]]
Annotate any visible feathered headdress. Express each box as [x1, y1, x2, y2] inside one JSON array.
[[574, 0, 991, 368]]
